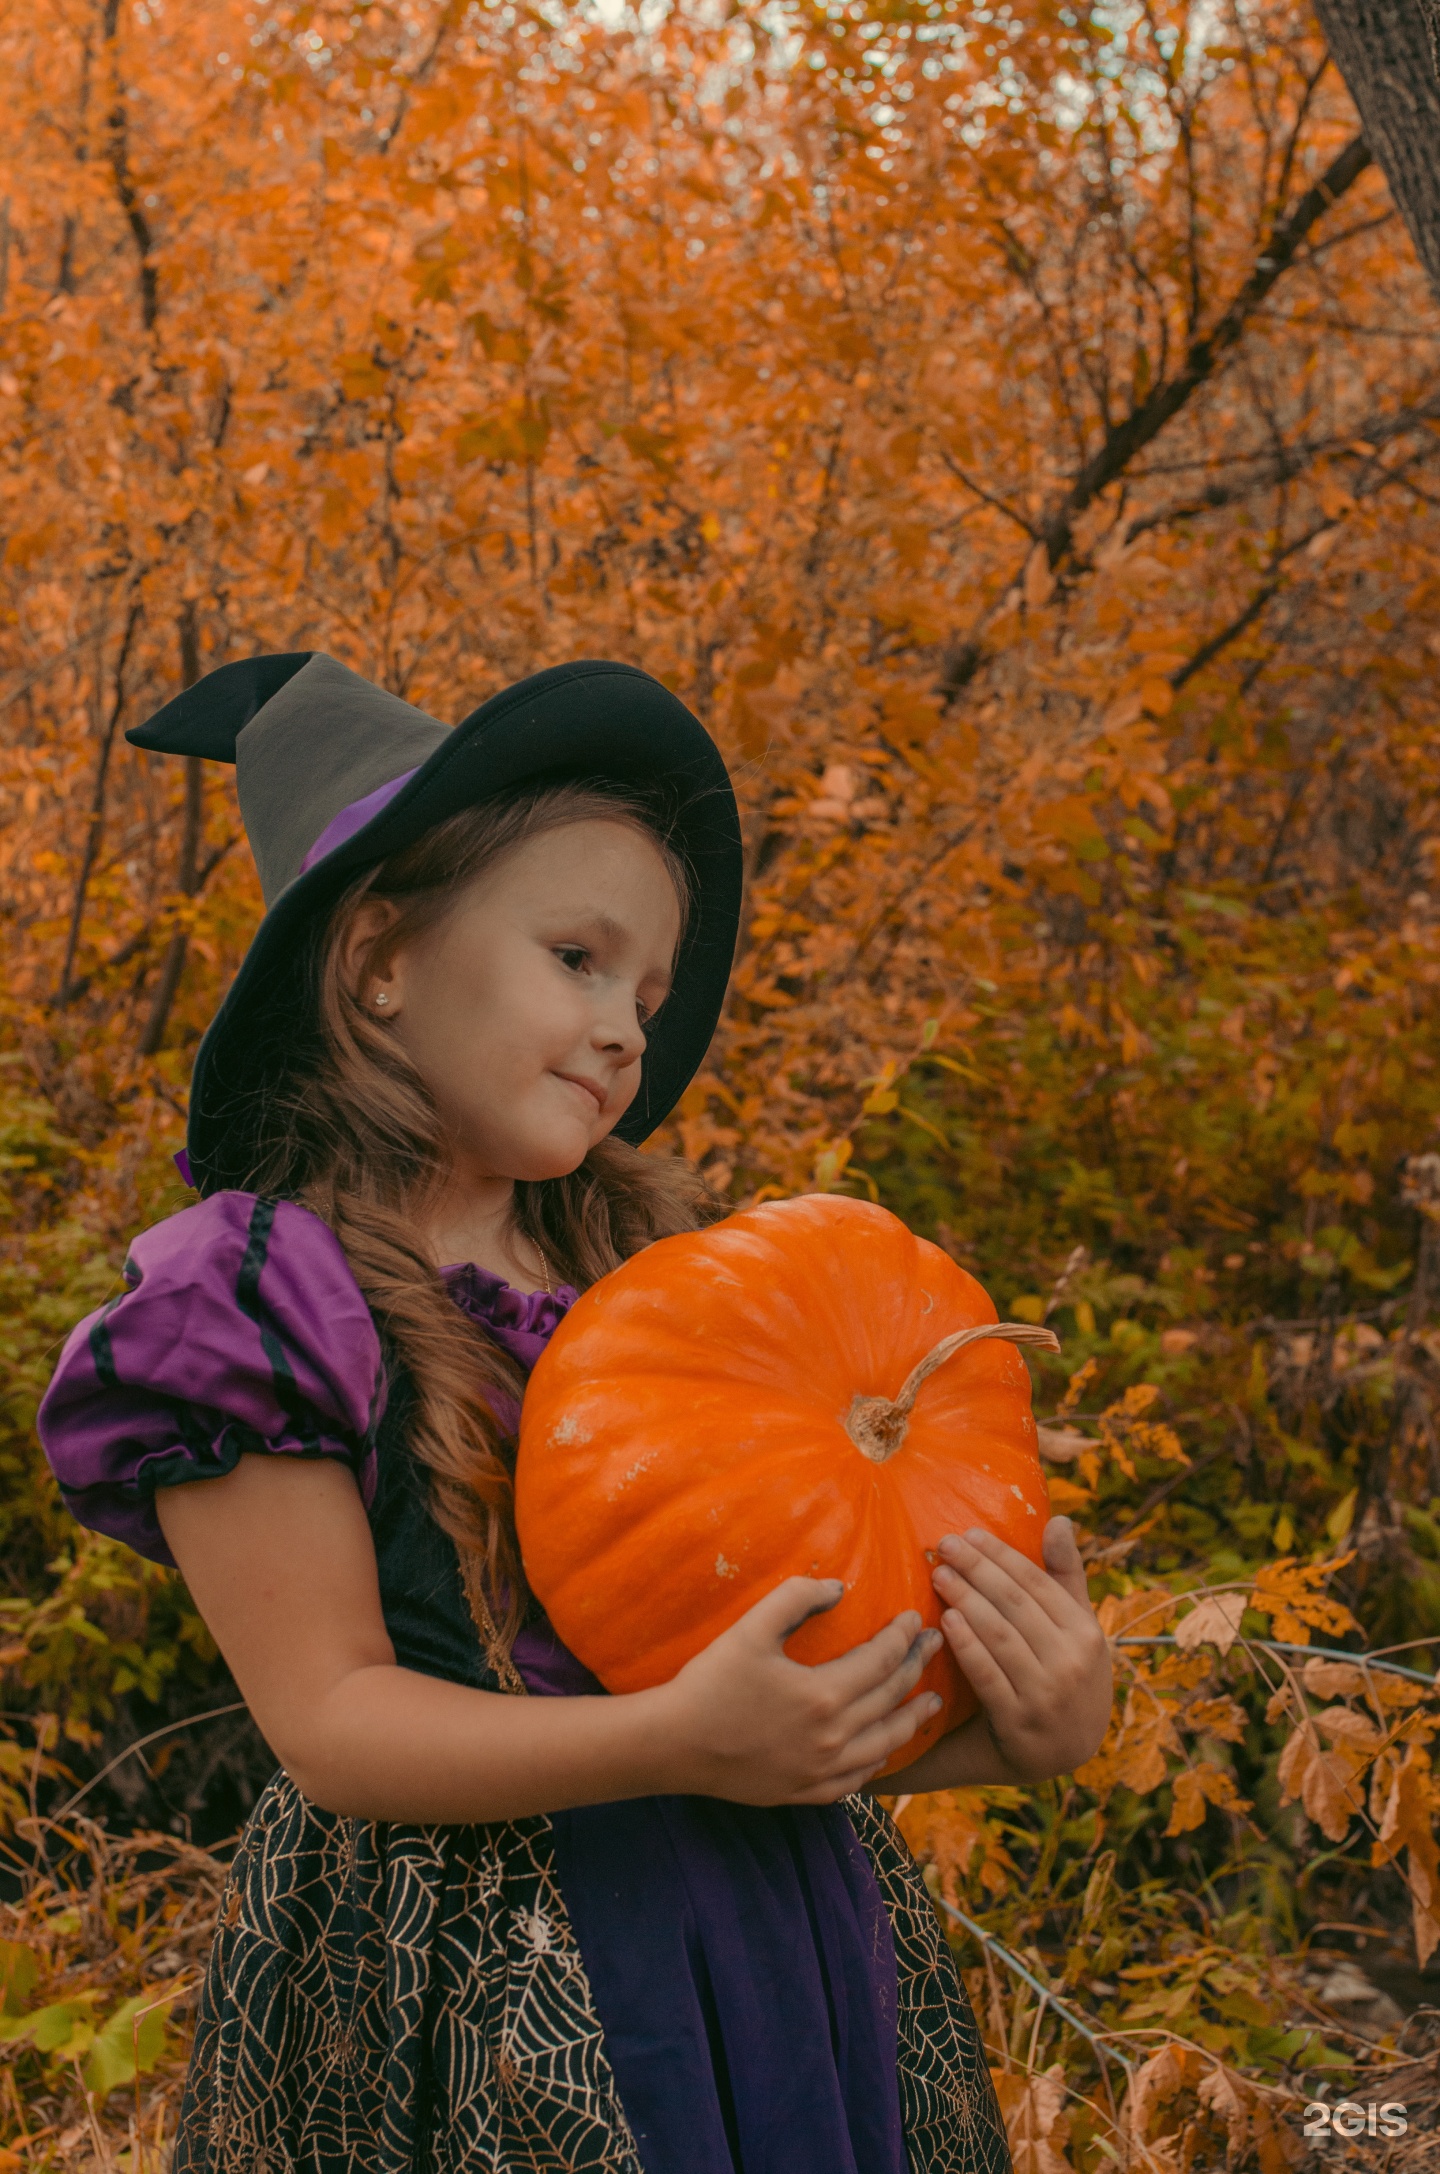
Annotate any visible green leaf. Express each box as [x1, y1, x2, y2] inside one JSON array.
[[82, 1989, 176, 2103], [0, 1939, 38, 2015], [25, 1996, 94, 2052]]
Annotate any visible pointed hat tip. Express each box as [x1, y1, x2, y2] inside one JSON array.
[[126, 652, 317, 761]]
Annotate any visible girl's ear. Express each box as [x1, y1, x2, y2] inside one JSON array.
[[339, 897, 402, 1007]]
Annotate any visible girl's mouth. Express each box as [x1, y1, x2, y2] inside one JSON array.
[[554, 1072, 606, 1115]]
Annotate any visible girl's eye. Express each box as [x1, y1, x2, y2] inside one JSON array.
[[555, 946, 589, 974]]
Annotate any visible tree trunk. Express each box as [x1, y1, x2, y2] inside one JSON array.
[[56, 600, 142, 1005], [138, 609, 203, 1056], [1313, 0, 1440, 303]]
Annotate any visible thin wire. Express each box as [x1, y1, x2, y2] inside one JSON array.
[[1115, 1635, 1438, 1686], [936, 1634, 1439, 2087], [936, 1899, 1139, 2077]]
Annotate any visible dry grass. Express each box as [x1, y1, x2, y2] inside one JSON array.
[[4, 1813, 1440, 2171], [0, 1819, 226, 2173]]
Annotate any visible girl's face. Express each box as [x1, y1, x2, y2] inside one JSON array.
[[352, 818, 684, 1182]]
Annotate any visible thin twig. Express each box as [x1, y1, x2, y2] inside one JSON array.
[[1115, 1634, 1437, 1686], [42, 1702, 248, 1823], [937, 1899, 1139, 2077]]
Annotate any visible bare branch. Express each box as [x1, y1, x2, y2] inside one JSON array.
[[102, 0, 158, 329], [1039, 134, 1373, 570], [55, 599, 143, 1006]]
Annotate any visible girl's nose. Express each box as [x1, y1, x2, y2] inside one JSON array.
[[593, 990, 648, 1064]]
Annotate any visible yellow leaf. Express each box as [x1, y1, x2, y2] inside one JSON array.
[[1116, 1732, 1169, 1795], [1097, 1588, 1178, 1638], [1046, 1475, 1093, 1515], [812, 1140, 852, 1190], [1188, 1696, 1248, 1742], [1174, 1592, 1246, 1656], [1326, 1488, 1358, 1543], [1252, 1559, 1358, 1645]]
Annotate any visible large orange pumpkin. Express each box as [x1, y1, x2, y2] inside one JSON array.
[[515, 1195, 1058, 1773]]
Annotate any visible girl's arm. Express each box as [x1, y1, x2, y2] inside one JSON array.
[[881, 1520, 1113, 1794], [157, 1452, 942, 1821]]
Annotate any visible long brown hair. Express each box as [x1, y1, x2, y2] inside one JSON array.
[[249, 782, 725, 1646]]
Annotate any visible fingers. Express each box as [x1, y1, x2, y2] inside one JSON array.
[[743, 1576, 846, 1646], [1041, 1515, 1090, 1604], [853, 1689, 942, 1772], [934, 1531, 1076, 1707], [791, 1694, 938, 1801], [775, 1588, 945, 1766], [844, 1626, 944, 1731], [812, 1606, 930, 1704], [685, 1576, 951, 1807], [938, 1598, 1026, 1720], [745, 1580, 940, 1723], [935, 1527, 1080, 1636]]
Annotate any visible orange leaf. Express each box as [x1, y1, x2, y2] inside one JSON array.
[[1376, 1745, 1440, 1967], [993, 2063, 1073, 2174], [1174, 1593, 1246, 1656], [1278, 1725, 1365, 1843], [1166, 1763, 1250, 1835]]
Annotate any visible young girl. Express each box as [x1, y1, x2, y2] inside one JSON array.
[[40, 651, 1112, 2174]]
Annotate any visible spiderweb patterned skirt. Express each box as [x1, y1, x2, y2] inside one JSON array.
[[173, 1775, 1012, 2174]]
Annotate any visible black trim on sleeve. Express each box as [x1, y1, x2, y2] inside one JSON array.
[[233, 1196, 323, 1450]]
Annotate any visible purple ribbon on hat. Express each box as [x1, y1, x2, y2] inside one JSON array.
[[298, 768, 420, 877]]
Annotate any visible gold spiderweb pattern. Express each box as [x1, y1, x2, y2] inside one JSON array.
[[174, 1776, 1010, 2173], [176, 1772, 644, 2174], [846, 1794, 1012, 2174]]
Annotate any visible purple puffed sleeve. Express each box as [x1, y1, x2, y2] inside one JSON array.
[[37, 1192, 386, 1566]]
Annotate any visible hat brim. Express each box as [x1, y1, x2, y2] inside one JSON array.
[[185, 659, 742, 1194]]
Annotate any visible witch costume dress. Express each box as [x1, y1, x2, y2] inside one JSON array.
[[37, 651, 1011, 2173]]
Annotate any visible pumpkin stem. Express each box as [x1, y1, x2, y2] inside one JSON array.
[[843, 1321, 1063, 1464]]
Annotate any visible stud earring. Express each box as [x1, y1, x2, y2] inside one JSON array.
[[374, 992, 390, 1008]]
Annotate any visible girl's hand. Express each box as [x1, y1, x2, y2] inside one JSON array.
[[927, 1516, 1112, 1783], [657, 1579, 944, 1806]]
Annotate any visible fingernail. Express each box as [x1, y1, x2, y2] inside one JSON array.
[[922, 1629, 943, 1655], [927, 1694, 943, 1713], [964, 1527, 987, 1543]]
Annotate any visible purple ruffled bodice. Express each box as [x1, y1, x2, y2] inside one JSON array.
[[36, 1194, 582, 1565], [38, 1193, 907, 2174]]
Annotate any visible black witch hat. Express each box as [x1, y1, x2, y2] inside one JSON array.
[[128, 652, 743, 1196]]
